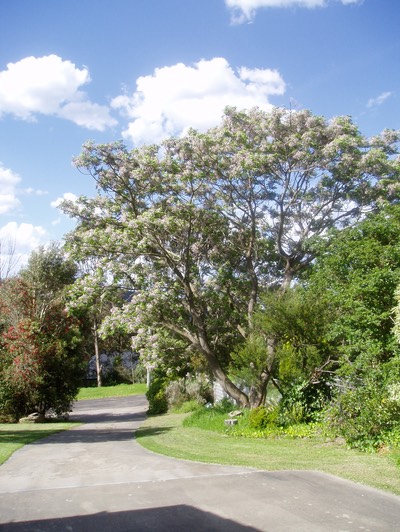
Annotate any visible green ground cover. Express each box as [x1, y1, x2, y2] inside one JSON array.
[[77, 383, 147, 400], [136, 410, 400, 496]]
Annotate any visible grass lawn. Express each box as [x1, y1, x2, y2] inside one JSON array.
[[77, 382, 147, 400], [136, 411, 400, 496], [0, 422, 79, 466]]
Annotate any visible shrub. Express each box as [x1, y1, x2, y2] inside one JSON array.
[[248, 404, 279, 429], [165, 375, 213, 409], [326, 375, 400, 451], [0, 314, 84, 421], [279, 379, 330, 426], [186, 376, 213, 404], [165, 379, 187, 408], [279, 402, 306, 426], [146, 377, 168, 415]]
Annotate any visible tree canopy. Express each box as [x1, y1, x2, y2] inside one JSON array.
[[62, 107, 400, 407]]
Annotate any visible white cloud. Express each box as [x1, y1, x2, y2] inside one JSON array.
[[0, 221, 46, 250], [0, 221, 48, 274], [225, 0, 362, 23], [58, 100, 117, 130], [0, 55, 117, 130], [51, 192, 78, 209], [367, 91, 393, 109], [0, 164, 21, 214], [23, 187, 48, 196], [112, 57, 286, 145]]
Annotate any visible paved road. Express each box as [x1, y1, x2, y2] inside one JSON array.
[[0, 395, 399, 531]]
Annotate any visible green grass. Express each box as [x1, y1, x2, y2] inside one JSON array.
[[0, 422, 79, 466], [77, 382, 147, 400], [136, 411, 400, 496]]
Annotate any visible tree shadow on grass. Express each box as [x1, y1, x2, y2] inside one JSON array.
[[0, 431, 45, 445], [135, 425, 173, 438]]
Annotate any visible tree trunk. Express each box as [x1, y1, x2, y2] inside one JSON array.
[[165, 307, 251, 407], [197, 331, 250, 407], [93, 318, 103, 387], [249, 376, 270, 409]]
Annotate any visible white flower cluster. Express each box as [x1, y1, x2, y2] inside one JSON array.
[[387, 383, 400, 404]]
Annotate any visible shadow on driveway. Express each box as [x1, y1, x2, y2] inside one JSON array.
[[0, 504, 260, 532]]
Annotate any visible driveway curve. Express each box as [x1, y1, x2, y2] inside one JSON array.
[[0, 395, 399, 531]]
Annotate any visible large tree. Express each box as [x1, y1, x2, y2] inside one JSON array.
[[62, 107, 400, 407]]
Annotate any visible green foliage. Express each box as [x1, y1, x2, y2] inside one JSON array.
[[165, 380, 191, 408], [248, 405, 279, 429], [280, 401, 307, 426], [229, 286, 334, 408], [146, 377, 168, 416], [326, 362, 400, 451], [262, 287, 334, 378], [0, 246, 84, 421], [291, 205, 400, 440], [279, 379, 331, 425], [230, 420, 329, 440], [0, 309, 84, 420], [213, 397, 236, 413], [308, 206, 400, 367], [391, 284, 400, 348], [20, 243, 77, 320]]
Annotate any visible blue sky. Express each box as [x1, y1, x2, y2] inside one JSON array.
[[0, 0, 399, 273]]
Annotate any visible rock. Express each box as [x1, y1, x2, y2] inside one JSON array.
[[228, 410, 243, 418], [19, 412, 46, 424], [46, 410, 70, 421], [224, 418, 238, 426]]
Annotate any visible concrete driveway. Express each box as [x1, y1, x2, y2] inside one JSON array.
[[0, 395, 399, 531]]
